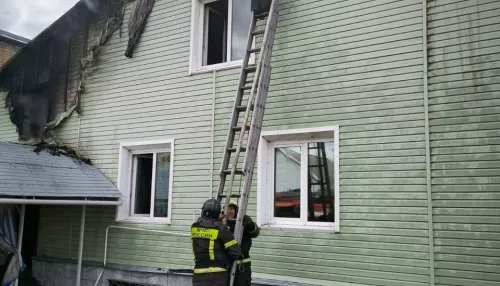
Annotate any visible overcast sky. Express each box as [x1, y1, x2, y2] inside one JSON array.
[[0, 0, 79, 40]]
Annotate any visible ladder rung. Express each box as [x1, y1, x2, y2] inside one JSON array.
[[222, 169, 244, 175], [240, 86, 252, 90], [227, 147, 247, 153], [232, 125, 251, 132], [218, 193, 242, 199], [236, 105, 254, 112], [248, 48, 261, 53], [256, 12, 269, 19], [245, 66, 256, 73], [252, 30, 265, 36]]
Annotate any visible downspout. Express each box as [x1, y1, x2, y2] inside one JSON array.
[[76, 20, 89, 155], [76, 114, 82, 154], [422, 1, 435, 285], [210, 70, 216, 198]]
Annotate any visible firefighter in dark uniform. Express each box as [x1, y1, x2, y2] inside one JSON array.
[[191, 199, 242, 286], [223, 202, 260, 286]]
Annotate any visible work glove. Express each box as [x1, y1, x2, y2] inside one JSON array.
[[242, 215, 253, 228], [242, 215, 259, 236]]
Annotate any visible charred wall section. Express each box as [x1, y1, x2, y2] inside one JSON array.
[[0, 0, 125, 141], [7, 35, 72, 139]]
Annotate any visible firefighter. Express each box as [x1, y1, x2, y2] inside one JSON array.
[[191, 199, 243, 286], [223, 202, 260, 286]]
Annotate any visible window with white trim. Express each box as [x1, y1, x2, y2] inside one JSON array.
[[190, 0, 252, 73], [257, 127, 340, 231], [116, 140, 174, 223]]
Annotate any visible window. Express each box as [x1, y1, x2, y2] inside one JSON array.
[[190, 0, 253, 73], [257, 127, 340, 232], [116, 140, 174, 223]]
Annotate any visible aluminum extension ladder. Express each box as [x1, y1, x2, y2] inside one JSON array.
[[214, 0, 279, 285]]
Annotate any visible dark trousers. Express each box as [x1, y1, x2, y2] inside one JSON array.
[[193, 271, 229, 286], [233, 262, 251, 286]]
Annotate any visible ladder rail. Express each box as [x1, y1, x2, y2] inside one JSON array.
[[216, 14, 257, 206], [229, 1, 279, 285], [233, 0, 278, 243], [317, 143, 327, 217], [320, 142, 334, 219], [222, 15, 265, 223]]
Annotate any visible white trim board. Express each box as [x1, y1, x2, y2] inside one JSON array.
[[257, 126, 340, 232], [116, 139, 175, 224]]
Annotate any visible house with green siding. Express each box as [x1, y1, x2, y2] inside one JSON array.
[[0, 0, 499, 285]]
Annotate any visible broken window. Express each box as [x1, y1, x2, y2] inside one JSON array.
[[192, 0, 252, 71], [131, 152, 171, 218]]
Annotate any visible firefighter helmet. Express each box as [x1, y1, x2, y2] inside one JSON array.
[[201, 199, 221, 220]]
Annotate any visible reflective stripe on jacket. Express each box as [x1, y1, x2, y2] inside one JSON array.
[[191, 217, 242, 273]]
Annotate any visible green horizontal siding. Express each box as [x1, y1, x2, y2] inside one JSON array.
[[39, 0, 212, 269], [21, 0, 499, 285], [211, 0, 430, 284], [428, 0, 500, 285]]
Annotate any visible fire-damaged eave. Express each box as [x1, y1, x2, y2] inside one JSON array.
[[0, 0, 128, 143], [0, 1, 86, 78]]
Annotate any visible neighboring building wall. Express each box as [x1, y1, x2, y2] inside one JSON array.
[[427, 1, 500, 285], [0, 40, 21, 68], [29, 0, 500, 286]]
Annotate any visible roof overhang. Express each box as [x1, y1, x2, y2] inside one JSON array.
[[0, 141, 122, 206]]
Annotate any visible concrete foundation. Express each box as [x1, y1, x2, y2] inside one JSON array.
[[32, 257, 311, 286]]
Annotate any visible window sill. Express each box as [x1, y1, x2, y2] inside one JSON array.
[[118, 217, 171, 224], [260, 223, 339, 233], [190, 60, 243, 75]]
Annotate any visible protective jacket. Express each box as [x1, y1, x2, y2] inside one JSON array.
[[226, 215, 260, 286], [191, 216, 242, 275], [226, 215, 260, 260]]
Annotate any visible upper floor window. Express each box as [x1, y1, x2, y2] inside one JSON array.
[[116, 140, 174, 223], [190, 0, 252, 73], [257, 127, 340, 232]]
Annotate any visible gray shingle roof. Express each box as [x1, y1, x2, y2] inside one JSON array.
[[0, 141, 121, 199]]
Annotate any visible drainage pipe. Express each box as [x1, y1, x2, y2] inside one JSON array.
[[210, 70, 216, 198], [422, 0, 435, 284]]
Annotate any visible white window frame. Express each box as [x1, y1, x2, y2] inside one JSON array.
[[116, 139, 175, 224], [189, 0, 255, 74], [257, 126, 340, 232]]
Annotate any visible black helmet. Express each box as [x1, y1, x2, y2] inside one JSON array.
[[201, 199, 221, 220]]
